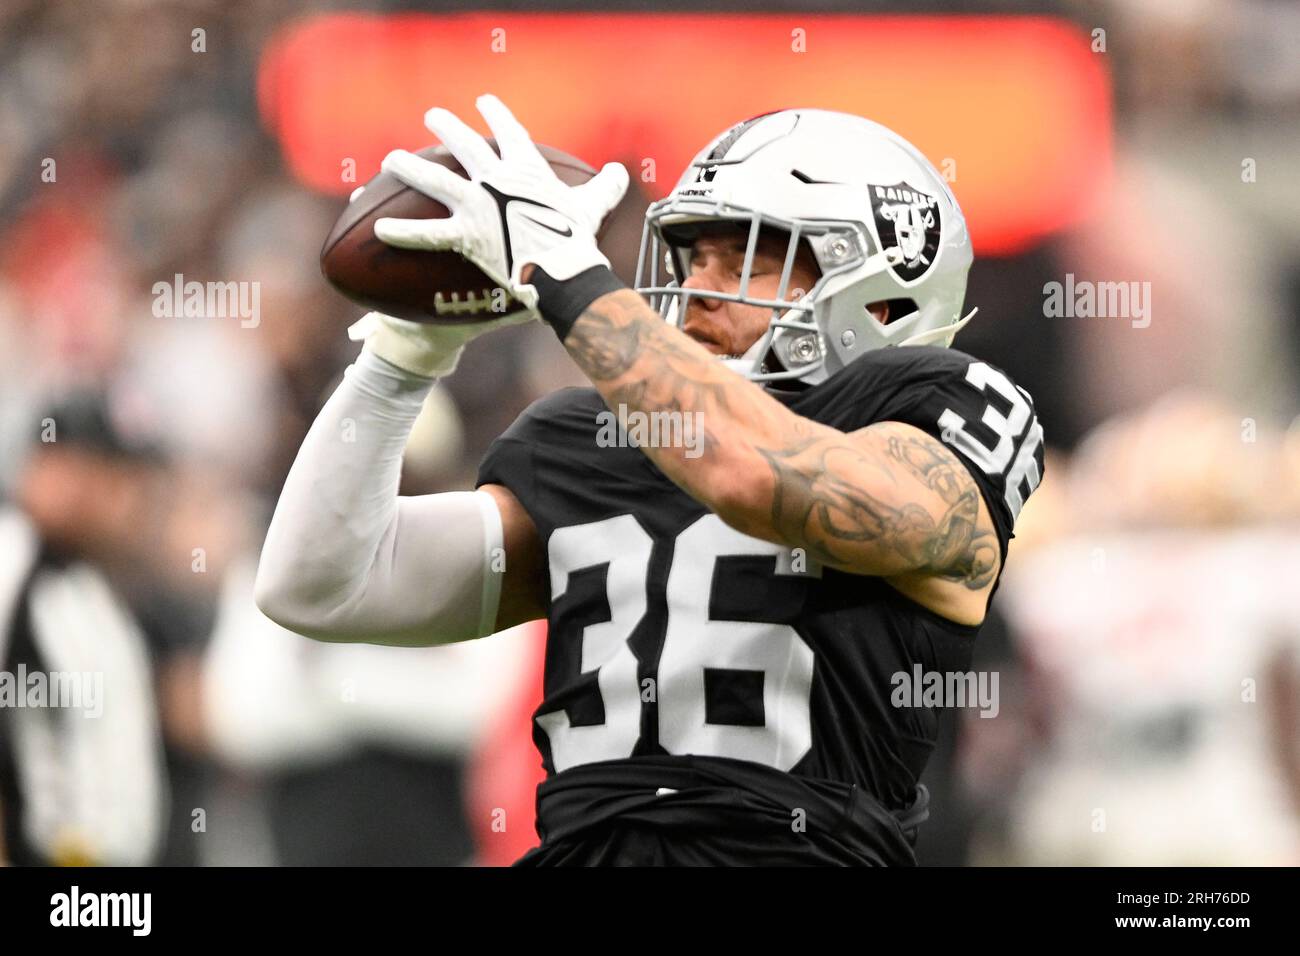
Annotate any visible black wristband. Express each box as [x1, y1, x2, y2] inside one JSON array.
[[530, 264, 627, 342]]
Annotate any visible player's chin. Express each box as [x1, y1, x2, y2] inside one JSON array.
[[685, 330, 728, 355]]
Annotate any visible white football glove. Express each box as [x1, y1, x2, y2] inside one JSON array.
[[347, 309, 531, 379], [372, 94, 629, 310]]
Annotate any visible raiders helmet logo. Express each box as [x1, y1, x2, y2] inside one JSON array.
[[868, 182, 942, 284]]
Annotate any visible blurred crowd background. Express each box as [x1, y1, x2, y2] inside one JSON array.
[[1, 0, 1298, 866]]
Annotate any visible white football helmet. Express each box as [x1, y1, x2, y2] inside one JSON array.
[[635, 109, 976, 386]]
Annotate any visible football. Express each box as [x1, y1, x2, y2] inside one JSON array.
[[320, 141, 599, 323]]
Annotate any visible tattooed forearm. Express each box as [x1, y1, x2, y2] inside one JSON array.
[[565, 301, 648, 380], [563, 291, 759, 504], [561, 290, 998, 589], [568, 292, 728, 387]]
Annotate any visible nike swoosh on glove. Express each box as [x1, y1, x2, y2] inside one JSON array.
[[372, 93, 628, 312]]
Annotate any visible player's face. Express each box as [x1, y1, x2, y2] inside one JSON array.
[[678, 226, 821, 357]]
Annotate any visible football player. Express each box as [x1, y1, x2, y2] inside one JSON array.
[[255, 95, 1045, 865]]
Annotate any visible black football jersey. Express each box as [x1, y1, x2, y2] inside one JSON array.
[[477, 345, 1044, 864]]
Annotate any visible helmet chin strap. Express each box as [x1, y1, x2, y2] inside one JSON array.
[[898, 307, 978, 348], [720, 332, 770, 375]]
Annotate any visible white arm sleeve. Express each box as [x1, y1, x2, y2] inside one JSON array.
[[254, 349, 503, 645]]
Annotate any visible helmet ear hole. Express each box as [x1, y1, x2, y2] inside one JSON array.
[[868, 298, 918, 326]]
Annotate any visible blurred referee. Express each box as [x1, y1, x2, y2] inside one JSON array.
[[0, 393, 167, 865]]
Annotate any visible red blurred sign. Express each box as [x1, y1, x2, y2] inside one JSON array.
[[259, 13, 1110, 255]]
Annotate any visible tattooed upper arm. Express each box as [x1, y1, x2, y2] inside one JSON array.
[[754, 419, 1000, 588]]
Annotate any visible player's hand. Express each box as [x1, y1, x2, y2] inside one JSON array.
[[347, 308, 532, 379], [372, 94, 628, 310]]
